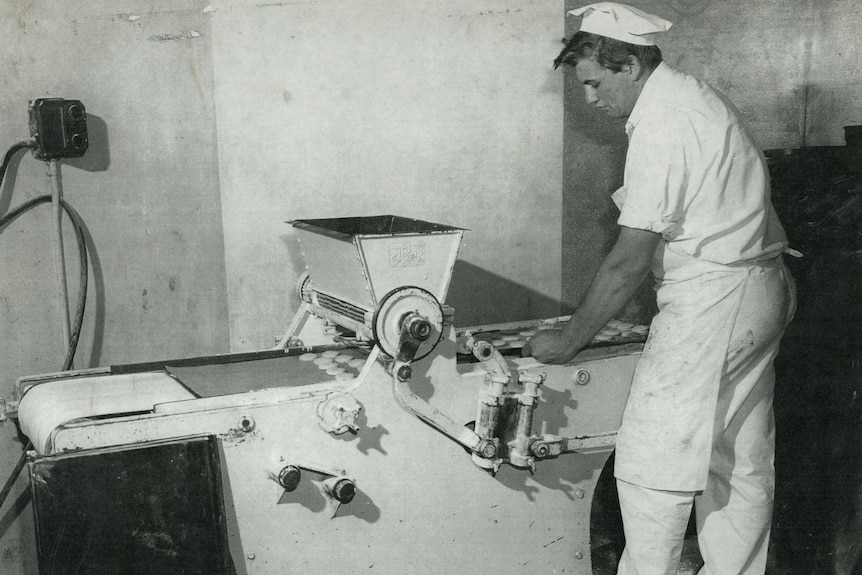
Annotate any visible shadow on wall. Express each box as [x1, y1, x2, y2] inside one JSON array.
[[446, 260, 562, 327], [64, 114, 110, 173], [560, 60, 639, 320]]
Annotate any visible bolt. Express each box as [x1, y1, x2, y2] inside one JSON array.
[[575, 550, 584, 560], [477, 440, 497, 459], [575, 489, 585, 499], [531, 441, 550, 458], [396, 364, 412, 381], [573, 369, 591, 385], [406, 316, 432, 340], [247, 552, 256, 560]]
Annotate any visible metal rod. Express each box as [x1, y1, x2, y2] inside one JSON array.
[[48, 160, 72, 361], [0, 441, 31, 512]]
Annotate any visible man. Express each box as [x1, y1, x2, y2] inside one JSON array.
[[525, 3, 796, 574]]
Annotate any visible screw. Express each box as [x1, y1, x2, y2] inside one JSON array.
[[238, 416, 255, 432]]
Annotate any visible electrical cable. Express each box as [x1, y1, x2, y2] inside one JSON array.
[[0, 196, 89, 370], [0, 438, 28, 514], [0, 140, 32, 188], [0, 143, 90, 512]]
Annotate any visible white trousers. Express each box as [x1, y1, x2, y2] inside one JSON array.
[[616, 260, 795, 574], [616, 468, 771, 575]]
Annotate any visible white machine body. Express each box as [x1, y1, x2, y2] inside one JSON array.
[[13, 216, 644, 574]]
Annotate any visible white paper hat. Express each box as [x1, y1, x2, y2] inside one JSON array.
[[569, 2, 673, 46]]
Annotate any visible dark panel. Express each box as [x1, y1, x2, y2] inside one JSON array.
[[29, 436, 233, 575], [767, 143, 862, 574]]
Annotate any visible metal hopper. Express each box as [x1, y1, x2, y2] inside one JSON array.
[[288, 215, 465, 354]]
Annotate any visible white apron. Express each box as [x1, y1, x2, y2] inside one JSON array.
[[614, 248, 796, 492]]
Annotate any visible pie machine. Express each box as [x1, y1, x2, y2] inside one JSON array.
[[7, 215, 646, 574]]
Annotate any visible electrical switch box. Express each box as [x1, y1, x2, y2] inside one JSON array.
[[28, 98, 89, 160]]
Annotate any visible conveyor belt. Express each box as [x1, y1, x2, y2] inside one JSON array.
[[167, 347, 372, 397]]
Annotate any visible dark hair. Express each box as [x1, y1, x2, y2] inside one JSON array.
[[553, 31, 663, 72]]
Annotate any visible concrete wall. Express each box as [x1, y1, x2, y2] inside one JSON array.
[[805, 0, 862, 146], [0, 2, 227, 571], [209, 0, 564, 349]]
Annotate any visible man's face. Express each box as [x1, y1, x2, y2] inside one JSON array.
[[574, 58, 639, 119]]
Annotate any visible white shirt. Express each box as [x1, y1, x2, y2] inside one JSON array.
[[612, 63, 788, 281], [611, 63, 797, 491]]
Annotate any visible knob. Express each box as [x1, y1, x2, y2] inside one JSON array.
[[321, 477, 356, 504], [332, 478, 356, 504], [67, 104, 84, 120], [277, 465, 302, 492], [316, 393, 361, 435]]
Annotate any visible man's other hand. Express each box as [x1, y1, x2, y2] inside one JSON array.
[[522, 329, 576, 364]]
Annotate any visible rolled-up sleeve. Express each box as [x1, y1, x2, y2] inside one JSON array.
[[617, 113, 693, 240]]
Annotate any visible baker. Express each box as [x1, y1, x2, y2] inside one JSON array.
[[524, 3, 797, 573]]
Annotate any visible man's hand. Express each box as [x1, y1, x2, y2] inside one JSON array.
[[522, 329, 578, 364], [523, 227, 660, 365]]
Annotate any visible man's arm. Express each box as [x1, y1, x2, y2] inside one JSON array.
[[525, 226, 660, 364]]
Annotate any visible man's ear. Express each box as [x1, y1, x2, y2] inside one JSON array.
[[627, 55, 645, 81]]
